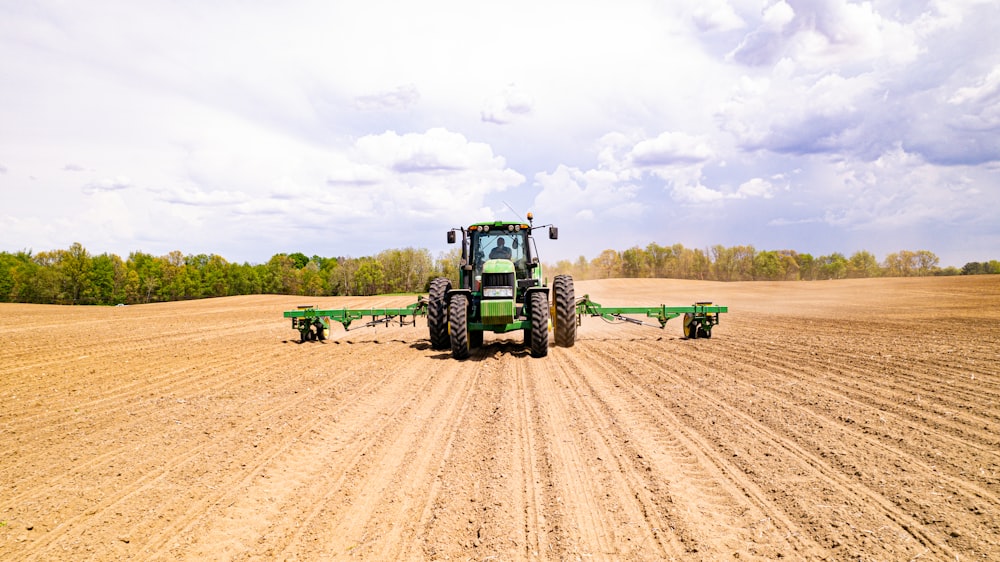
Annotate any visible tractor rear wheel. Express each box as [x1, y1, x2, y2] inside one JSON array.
[[553, 274, 576, 347], [449, 293, 471, 359], [428, 277, 451, 350], [529, 291, 549, 358]]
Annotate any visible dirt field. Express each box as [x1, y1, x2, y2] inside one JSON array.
[[2, 276, 998, 560]]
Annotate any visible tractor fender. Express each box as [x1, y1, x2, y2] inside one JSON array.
[[524, 286, 549, 298], [445, 288, 473, 307], [523, 286, 549, 314]]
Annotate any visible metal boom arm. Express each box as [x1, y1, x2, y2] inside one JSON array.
[[575, 295, 727, 335], [284, 298, 429, 340]]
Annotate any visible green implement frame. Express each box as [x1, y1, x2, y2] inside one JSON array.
[[284, 295, 726, 343], [285, 299, 430, 341], [574, 295, 727, 339]]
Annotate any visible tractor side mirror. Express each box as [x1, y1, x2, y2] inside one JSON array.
[[548, 226, 558, 240], [447, 231, 456, 244]]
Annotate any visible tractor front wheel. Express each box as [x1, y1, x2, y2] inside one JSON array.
[[449, 293, 471, 359], [428, 277, 451, 350], [553, 274, 576, 347], [529, 291, 549, 358]]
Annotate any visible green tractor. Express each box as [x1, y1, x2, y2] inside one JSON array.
[[427, 212, 576, 359]]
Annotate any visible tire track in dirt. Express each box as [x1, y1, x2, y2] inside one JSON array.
[[139, 343, 427, 559], [618, 337, 966, 560], [12, 343, 379, 561], [522, 345, 690, 559], [658, 335, 1000, 558], [2, 336, 296, 511], [395, 344, 545, 559], [712, 328, 1000, 489], [730, 330, 1000, 435], [511, 347, 554, 557], [272, 348, 479, 559], [559, 341, 827, 559]]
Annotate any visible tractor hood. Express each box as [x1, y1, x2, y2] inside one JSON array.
[[482, 259, 515, 274]]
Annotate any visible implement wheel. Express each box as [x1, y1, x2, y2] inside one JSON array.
[[553, 275, 576, 347], [428, 277, 451, 350], [529, 291, 549, 358], [449, 293, 471, 359], [683, 313, 698, 339]]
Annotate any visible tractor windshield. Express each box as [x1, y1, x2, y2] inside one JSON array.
[[471, 228, 530, 276]]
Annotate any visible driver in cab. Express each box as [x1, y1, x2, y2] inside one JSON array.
[[489, 238, 512, 260]]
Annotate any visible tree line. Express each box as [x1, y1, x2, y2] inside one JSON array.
[[0, 242, 995, 305], [550, 244, 996, 281]]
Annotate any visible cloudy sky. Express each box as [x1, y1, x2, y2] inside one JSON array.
[[2, 0, 998, 267]]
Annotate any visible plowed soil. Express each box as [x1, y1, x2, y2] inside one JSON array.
[[2, 277, 998, 561]]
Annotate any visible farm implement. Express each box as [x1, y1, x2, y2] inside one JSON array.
[[284, 213, 727, 358]]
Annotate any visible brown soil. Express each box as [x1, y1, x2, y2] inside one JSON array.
[[2, 276, 998, 560]]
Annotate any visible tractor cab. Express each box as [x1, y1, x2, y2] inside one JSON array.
[[469, 224, 533, 296], [448, 215, 554, 303]]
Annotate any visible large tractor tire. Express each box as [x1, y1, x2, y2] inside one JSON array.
[[529, 291, 549, 358], [449, 293, 471, 359], [553, 274, 576, 347], [427, 277, 451, 350]]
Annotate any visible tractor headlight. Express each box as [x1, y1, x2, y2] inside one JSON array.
[[483, 287, 514, 298]]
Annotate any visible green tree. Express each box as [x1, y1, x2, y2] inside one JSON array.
[[127, 251, 162, 303], [962, 261, 986, 275], [288, 252, 310, 269], [263, 254, 299, 294], [57, 242, 93, 304], [300, 260, 326, 296], [778, 252, 800, 280], [200, 254, 229, 297], [915, 250, 939, 275], [794, 252, 817, 280], [328, 257, 359, 295], [160, 250, 187, 301], [646, 242, 672, 278], [690, 248, 711, 280], [848, 250, 879, 278], [752, 250, 784, 281], [0, 252, 16, 301], [91, 253, 127, 304], [592, 249, 622, 278], [711, 245, 736, 281], [818, 253, 848, 280], [354, 258, 385, 295], [621, 246, 650, 278]]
